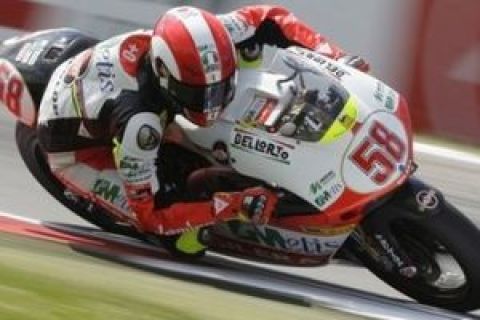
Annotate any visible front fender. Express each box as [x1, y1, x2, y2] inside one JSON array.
[[386, 177, 445, 218]]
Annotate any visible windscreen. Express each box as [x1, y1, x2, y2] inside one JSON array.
[[277, 84, 349, 142]]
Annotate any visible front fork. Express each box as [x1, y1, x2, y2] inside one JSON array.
[[346, 177, 447, 278]]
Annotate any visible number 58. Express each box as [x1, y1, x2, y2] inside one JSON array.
[[350, 121, 406, 185]]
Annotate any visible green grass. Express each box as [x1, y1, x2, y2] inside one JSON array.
[[0, 233, 369, 320]]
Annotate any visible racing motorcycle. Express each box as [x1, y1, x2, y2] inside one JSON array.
[[1, 28, 480, 312]]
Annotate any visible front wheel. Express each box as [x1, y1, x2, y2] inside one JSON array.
[[348, 178, 480, 311]]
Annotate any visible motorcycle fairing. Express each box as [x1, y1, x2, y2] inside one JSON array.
[[210, 220, 351, 266], [0, 28, 99, 127], [0, 58, 36, 127], [178, 47, 413, 260]]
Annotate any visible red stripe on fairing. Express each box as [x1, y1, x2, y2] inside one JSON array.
[[202, 11, 236, 81], [396, 95, 414, 163], [0, 214, 168, 257], [156, 14, 205, 85]]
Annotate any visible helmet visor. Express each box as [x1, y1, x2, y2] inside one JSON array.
[[168, 74, 235, 125]]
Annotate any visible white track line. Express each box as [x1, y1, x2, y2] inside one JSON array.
[[0, 211, 41, 224], [414, 142, 480, 166]]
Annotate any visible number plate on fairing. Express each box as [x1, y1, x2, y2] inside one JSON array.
[[0, 58, 36, 127], [343, 112, 409, 193]]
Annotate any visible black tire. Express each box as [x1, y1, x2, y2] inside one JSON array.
[[349, 180, 480, 311], [15, 122, 140, 237]]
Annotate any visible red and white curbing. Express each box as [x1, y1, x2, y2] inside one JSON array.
[[0, 211, 169, 257]]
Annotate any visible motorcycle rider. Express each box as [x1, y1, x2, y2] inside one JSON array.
[[37, 5, 369, 256]]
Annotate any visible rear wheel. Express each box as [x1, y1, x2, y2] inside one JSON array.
[[15, 122, 140, 237], [348, 179, 480, 311]]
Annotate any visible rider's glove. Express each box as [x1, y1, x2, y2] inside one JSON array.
[[239, 188, 274, 224], [213, 187, 278, 225], [338, 54, 370, 73]]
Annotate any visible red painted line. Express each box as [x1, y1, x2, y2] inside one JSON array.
[[0, 216, 100, 244], [0, 214, 169, 258]]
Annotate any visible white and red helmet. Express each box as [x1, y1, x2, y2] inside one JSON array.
[[151, 6, 237, 126]]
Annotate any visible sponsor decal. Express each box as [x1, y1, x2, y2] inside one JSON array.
[[51, 88, 59, 116], [50, 64, 69, 116], [95, 49, 115, 93], [137, 125, 161, 151], [119, 156, 140, 170], [309, 171, 344, 208], [15, 39, 49, 66], [119, 34, 150, 77], [373, 81, 396, 111], [198, 44, 221, 76], [219, 13, 250, 42], [375, 233, 405, 269], [121, 43, 140, 64], [310, 171, 336, 192], [292, 47, 350, 80], [416, 189, 440, 211], [212, 233, 330, 265], [92, 179, 129, 212], [242, 97, 277, 126], [231, 129, 293, 164], [223, 221, 345, 256], [119, 156, 153, 183]]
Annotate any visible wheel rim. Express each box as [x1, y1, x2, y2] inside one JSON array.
[[392, 221, 468, 295], [431, 253, 466, 290]]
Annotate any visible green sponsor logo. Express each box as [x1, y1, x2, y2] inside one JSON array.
[[93, 179, 121, 203], [309, 171, 343, 207], [374, 82, 396, 111], [228, 220, 286, 248], [119, 157, 139, 170], [310, 171, 335, 194], [313, 190, 333, 207], [226, 221, 339, 254]]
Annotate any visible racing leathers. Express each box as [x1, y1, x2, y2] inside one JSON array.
[[37, 5, 364, 254]]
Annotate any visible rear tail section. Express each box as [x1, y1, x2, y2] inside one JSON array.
[[0, 28, 99, 128], [0, 58, 37, 127]]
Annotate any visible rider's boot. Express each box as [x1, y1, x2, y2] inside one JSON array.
[[154, 227, 211, 258]]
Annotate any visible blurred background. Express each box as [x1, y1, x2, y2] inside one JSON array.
[[1, 0, 479, 145], [0, 4, 478, 318]]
